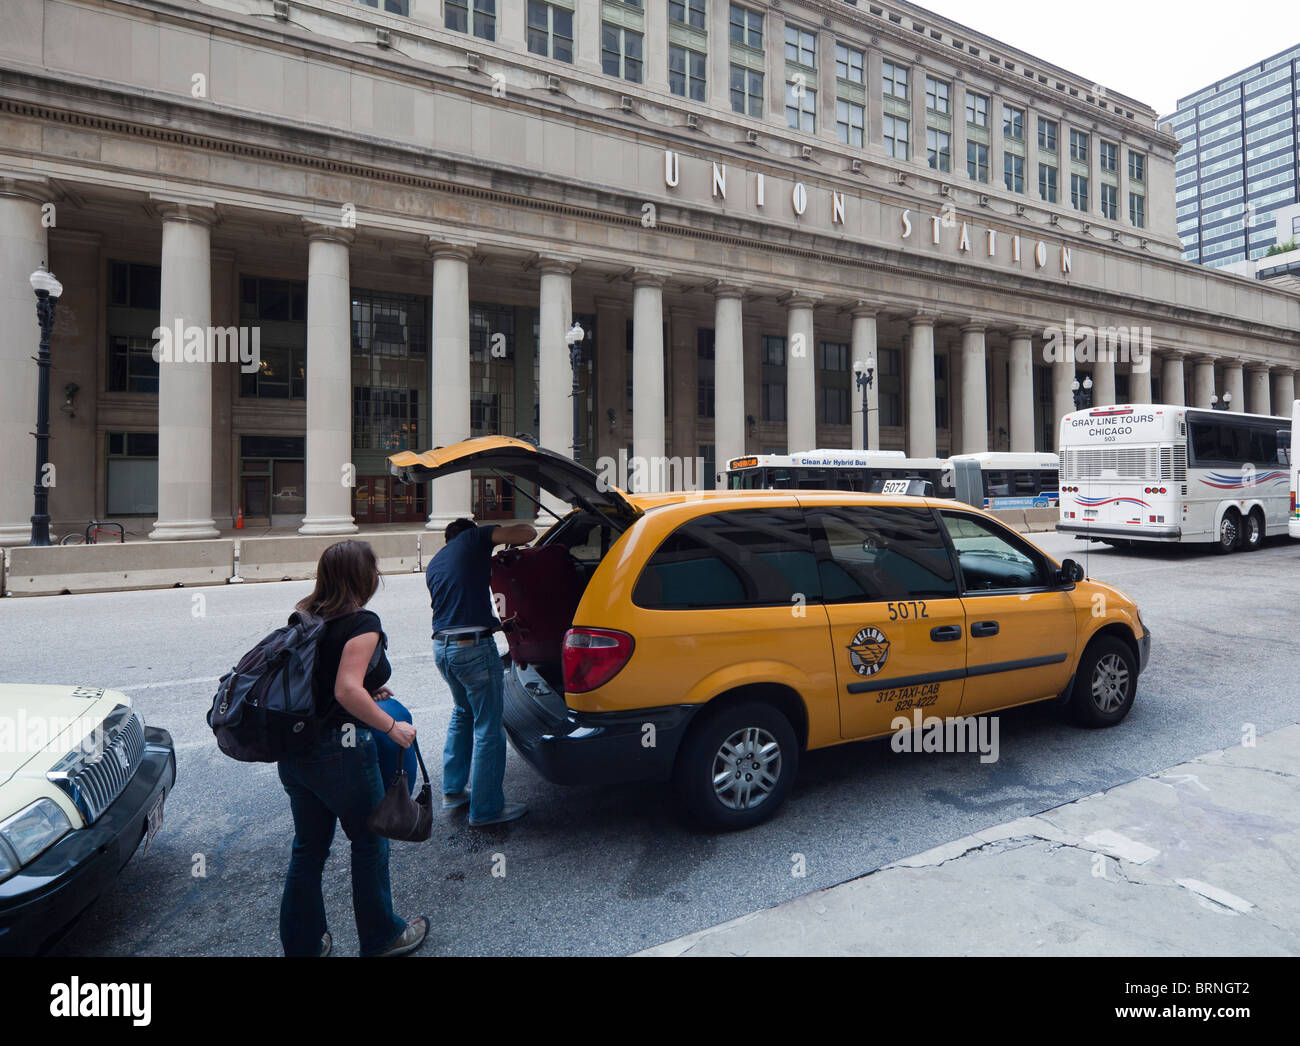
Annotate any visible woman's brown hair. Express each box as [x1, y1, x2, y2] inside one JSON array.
[[295, 540, 381, 620]]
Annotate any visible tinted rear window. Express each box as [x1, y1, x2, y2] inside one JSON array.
[[808, 505, 958, 602]]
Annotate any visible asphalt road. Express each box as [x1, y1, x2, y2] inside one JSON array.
[[2, 532, 1296, 956]]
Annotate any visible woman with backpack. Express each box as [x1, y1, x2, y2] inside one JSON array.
[[278, 539, 429, 957]]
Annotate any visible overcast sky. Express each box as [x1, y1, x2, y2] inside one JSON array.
[[913, 0, 1299, 117]]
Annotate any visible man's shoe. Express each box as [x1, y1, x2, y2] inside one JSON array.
[[469, 802, 527, 827], [371, 916, 430, 958], [442, 791, 470, 810]]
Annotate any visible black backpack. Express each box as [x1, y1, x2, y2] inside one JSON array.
[[206, 610, 330, 762]]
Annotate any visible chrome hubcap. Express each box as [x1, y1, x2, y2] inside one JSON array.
[[1221, 517, 1238, 547], [1092, 653, 1131, 713], [712, 727, 782, 810], [1246, 517, 1261, 544]]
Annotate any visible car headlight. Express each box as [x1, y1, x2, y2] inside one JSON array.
[[0, 798, 73, 870]]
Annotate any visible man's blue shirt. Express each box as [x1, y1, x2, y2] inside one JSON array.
[[426, 524, 498, 635]]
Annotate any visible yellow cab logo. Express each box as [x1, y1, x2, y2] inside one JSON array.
[[848, 627, 891, 677]]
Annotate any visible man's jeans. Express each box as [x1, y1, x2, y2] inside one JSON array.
[[277, 727, 407, 956], [435, 636, 506, 822]]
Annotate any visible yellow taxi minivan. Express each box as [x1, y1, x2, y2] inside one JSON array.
[[391, 437, 1151, 831]]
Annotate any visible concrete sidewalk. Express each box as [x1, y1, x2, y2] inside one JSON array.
[[640, 725, 1300, 957]]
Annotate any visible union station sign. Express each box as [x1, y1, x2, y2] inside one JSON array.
[[662, 149, 1079, 276]]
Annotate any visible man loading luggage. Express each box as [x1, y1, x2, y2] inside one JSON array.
[[428, 517, 537, 826]]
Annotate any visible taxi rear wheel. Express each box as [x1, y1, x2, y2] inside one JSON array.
[[1068, 637, 1138, 728], [673, 701, 798, 831]]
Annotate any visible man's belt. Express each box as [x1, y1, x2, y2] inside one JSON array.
[[434, 626, 497, 644]]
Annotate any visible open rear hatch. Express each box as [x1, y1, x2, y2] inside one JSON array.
[[389, 437, 641, 680]]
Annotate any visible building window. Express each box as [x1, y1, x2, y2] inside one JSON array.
[[602, 23, 643, 83], [240, 275, 307, 401], [107, 260, 162, 394], [106, 431, 159, 516], [669, 0, 706, 29], [927, 129, 951, 172], [1071, 172, 1089, 211], [884, 115, 909, 160], [1070, 129, 1089, 162], [670, 44, 707, 101], [107, 337, 159, 394], [967, 141, 989, 183], [882, 60, 909, 101], [837, 100, 864, 146], [241, 345, 307, 400], [446, 0, 495, 41], [1130, 192, 1146, 228], [786, 80, 816, 132], [1039, 163, 1059, 203], [1100, 140, 1118, 173], [730, 64, 763, 116], [1129, 150, 1146, 183], [1293, 215, 1300, 238], [966, 92, 988, 128], [1038, 117, 1058, 153], [835, 43, 864, 84], [879, 347, 901, 427], [1003, 105, 1024, 140], [761, 335, 786, 423], [1004, 153, 1025, 194], [925, 76, 950, 114], [357, 0, 410, 15], [784, 24, 816, 66], [1101, 183, 1118, 220], [526, 1, 573, 63], [697, 328, 715, 419], [729, 4, 762, 48], [819, 340, 850, 426]]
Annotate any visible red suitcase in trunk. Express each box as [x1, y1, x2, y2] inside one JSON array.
[[490, 544, 587, 667]]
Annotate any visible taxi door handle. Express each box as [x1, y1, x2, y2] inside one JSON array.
[[972, 621, 1000, 638], [930, 625, 963, 643]]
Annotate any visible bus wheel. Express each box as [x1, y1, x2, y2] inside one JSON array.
[[1242, 510, 1264, 552], [1215, 510, 1242, 554]]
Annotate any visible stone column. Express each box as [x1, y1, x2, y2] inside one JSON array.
[[1008, 330, 1035, 453], [1222, 362, 1245, 413], [1162, 352, 1186, 407], [713, 285, 746, 490], [426, 241, 475, 532], [1051, 333, 1077, 443], [907, 315, 937, 458], [151, 202, 219, 541], [1092, 356, 1117, 408], [1192, 356, 1216, 409], [537, 257, 576, 461], [1129, 355, 1153, 404], [1246, 365, 1271, 416], [851, 306, 880, 451], [298, 225, 358, 536], [960, 324, 988, 454], [785, 294, 817, 453], [631, 272, 666, 492], [0, 180, 48, 546], [644, 0, 670, 95], [1273, 368, 1296, 418]]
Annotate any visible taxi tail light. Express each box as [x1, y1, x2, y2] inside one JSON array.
[[563, 628, 635, 694]]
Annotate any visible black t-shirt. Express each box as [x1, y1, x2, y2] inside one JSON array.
[[313, 609, 391, 727]]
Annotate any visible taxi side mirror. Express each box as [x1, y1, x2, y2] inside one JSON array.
[[1056, 559, 1086, 587]]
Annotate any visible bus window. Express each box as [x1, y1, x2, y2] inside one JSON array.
[[797, 469, 831, 490], [985, 470, 1011, 497], [1014, 471, 1037, 496], [768, 469, 795, 490]]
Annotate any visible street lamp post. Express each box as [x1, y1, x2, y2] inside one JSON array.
[[853, 356, 875, 451], [565, 321, 585, 461], [1071, 375, 1094, 412], [29, 265, 64, 547], [1211, 393, 1232, 412]]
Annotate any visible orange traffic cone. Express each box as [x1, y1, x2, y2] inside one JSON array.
[[235, 506, 244, 530]]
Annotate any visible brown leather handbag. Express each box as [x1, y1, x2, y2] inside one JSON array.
[[366, 739, 432, 842]]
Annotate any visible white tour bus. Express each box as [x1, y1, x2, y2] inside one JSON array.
[[1292, 400, 1300, 540], [1058, 404, 1292, 553], [724, 450, 1059, 507]]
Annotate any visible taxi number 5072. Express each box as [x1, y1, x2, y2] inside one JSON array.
[[887, 601, 929, 621]]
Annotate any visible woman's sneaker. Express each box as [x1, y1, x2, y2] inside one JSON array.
[[372, 916, 429, 957]]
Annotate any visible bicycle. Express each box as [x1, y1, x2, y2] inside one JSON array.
[[59, 520, 126, 546]]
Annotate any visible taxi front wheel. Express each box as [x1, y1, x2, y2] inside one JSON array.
[[673, 701, 799, 831], [1068, 637, 1138, 728]]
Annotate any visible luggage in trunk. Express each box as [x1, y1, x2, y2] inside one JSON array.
[[491, 544, 587, 667]]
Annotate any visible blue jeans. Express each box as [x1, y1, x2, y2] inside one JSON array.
[[374, 698, 418, 796], [435, 636, 506, 822], [277, 728, 407, 956]]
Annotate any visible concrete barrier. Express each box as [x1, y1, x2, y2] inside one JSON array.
[[237, 531, 427, 583], [989, 509, 1028, 533], [4, 540, 235, 596], [1023, 508, 1061, 533]]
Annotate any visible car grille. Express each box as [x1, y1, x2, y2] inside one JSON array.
[[46, 705, 146, 826]]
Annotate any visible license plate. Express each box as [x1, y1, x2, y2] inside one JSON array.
[[142, 791, 165, 857]]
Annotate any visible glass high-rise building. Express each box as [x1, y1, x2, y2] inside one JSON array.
[[1164, 44, 1300, 269]]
